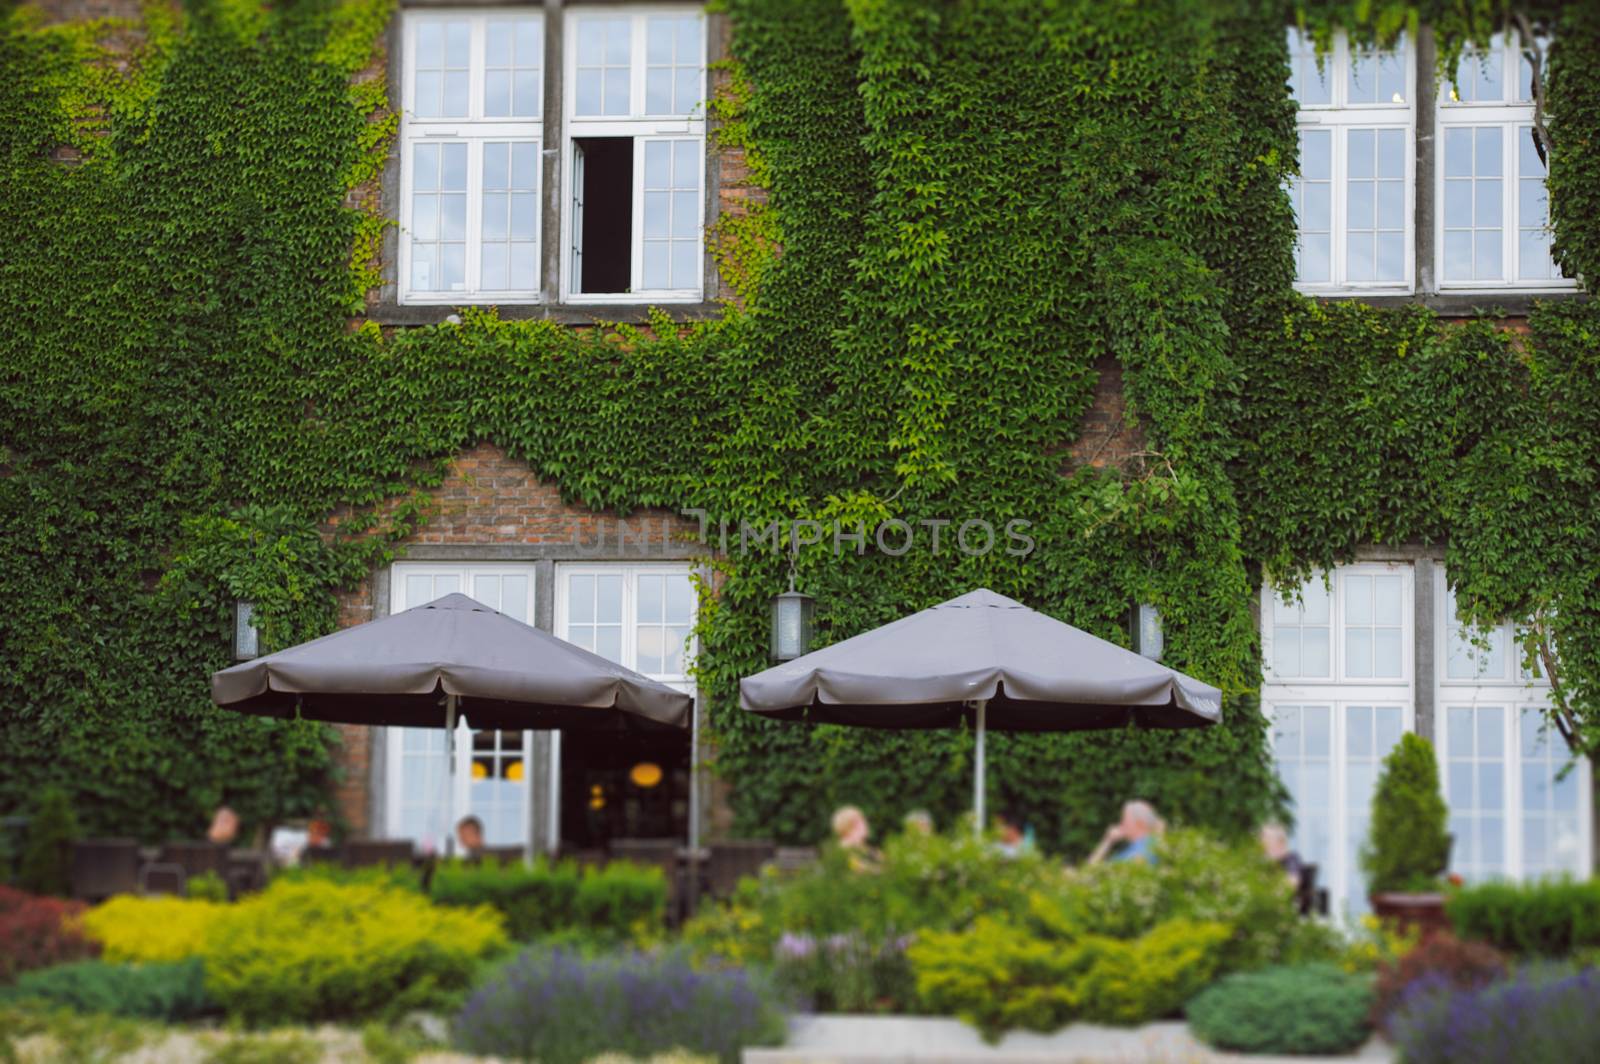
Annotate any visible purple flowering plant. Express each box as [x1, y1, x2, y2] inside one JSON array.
[[1387, 963, 1600, 1064], [453, 946, 788, 1064]]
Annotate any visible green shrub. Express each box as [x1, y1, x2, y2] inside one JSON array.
[[186, 871, 229, 903], [909, 905, 1232, 1041], [272, 860, 423, 893], [18, 788, 78, 898], [573, 861, 667, 941], [1187, 964, 1373, 1055], [429, 858, 664, 944], [2, 959, 213, 1021], [1362, 734, 1451, 894], [1054, 828, 1305, 972], [201, 878, 508, 1025], [1446, 878, 1600, 956]]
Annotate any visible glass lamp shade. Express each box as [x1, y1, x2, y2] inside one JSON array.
[[769, 589, 815, 661], [234, 600, 261, 660], [1131, 602, 1164, 662]]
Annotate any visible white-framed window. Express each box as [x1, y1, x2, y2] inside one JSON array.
[[1287, 28, 1415, 293], [1437, 33, 1573, 290], [1434, 569, 1589, 882], [554, 563, 697, 689], [385, 563, 539, 850], [1263, 563, 1415, 918], [1267, 700, 1409, 918], [1263, 565, 1412, 686], [562, 6, 707, 303], [399, 9, 544, 305]]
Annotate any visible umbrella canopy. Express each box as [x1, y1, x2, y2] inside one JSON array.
[[740, 588, 1221, 729], [213, 593, 691, 732], [740, 588, 1220, 829]]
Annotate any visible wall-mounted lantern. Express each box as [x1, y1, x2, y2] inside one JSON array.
[[769, 583, 815, 662], [234, 600, 261, 660], [1130, 603, 1163, 662]]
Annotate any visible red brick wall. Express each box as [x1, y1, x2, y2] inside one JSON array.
[[326, 442, 701, 835], [1063, 354, 1145, 472]]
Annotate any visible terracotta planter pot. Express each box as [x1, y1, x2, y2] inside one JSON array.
[[1370, 891, 1452, 940]]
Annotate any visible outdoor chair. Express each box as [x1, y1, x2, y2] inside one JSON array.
[[137, 860, 187, 896], [707, 840, 775, 899], [344, 839, 415, 869], [226, 849, 269, 897], [769, 846, 819, 874], [609, 838, 683, 921], [479, 844, 525, 866], [1296, 862, 1329, 916], [161, 840, 229, 880], [70, 838, 141, 902], [301, 844, 345, 867]]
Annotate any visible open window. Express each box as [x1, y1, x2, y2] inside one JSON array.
[[563, 7, 706, 303], [571, 138, 634, 295]]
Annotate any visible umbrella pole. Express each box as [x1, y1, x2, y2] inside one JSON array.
[[973, 699, 987, 834], [444, 693, 458, 858]]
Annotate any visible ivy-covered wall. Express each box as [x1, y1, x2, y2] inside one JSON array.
[[2, 0, 1596, 856]]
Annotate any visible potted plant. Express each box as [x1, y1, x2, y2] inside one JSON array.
[[1361, 733, 1453, 938]]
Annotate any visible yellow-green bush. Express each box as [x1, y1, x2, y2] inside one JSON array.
[[910, 910, 1232, 1041], [1074, 918, 1232, 1024], [80, 895, 226, 963], [202, 879, 508, 1025]]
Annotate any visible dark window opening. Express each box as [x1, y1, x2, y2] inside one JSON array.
[[573, 137, 632, 294], [559, 729, 689, 849]]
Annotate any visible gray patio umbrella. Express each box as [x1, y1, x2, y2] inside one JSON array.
[[739, 588, 1221, 828], [213, 593, 691, 852]]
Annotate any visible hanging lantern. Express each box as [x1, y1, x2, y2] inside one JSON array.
[[234, 600, 260, 660], [769, 586, 815, 662], [1130, 603, 1164, 662], [629, 762, 663, 788]]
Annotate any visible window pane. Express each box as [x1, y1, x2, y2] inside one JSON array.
[[1273, 631, 1301, 676], [603, 68, 630, 115], [1374, 628, 1401, 676], [1287, 28, 1331, 106], [510, 195, 535, 240], [672, 190, 698, 238], [637, 574, 664, 622], [594, 626, 622, 664], [1349, 130, 1374, 177], [1302, 129, 1331, 177], [642, 241, 669, 290], [596, 575, 623, 623], [510, 242, 536, 289], [671, 241, 698, 289], [576, 70, 602, 115], [444, 72, 469, 118], [1475, 126, 1503, 176], [646, 68, 672, 115], [644, 141, 670, 187], [1349, 181, 1374, 229], [569, 575, 595, 622], [644, 192, 669, 238], [637, 626, 663, 674], [481, 246, 508, 290], [666, 575, 693, 624], [1302, 627, 1330, 676], [1347, 627, 1373, 677], [1304, 706, 1331, 756], [1444, 128, 1472, 178]]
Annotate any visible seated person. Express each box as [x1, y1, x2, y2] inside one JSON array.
[[207, 805, 239, 846], [1259, 821, 1304, 887], [830, 805, 881, 871], [455, 815, 486, 860], [992, 810, 1034, 858], [1086, 800, 1165, 865]]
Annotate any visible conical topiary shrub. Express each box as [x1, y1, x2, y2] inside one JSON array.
[[1361, 733, 1450, 895]]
